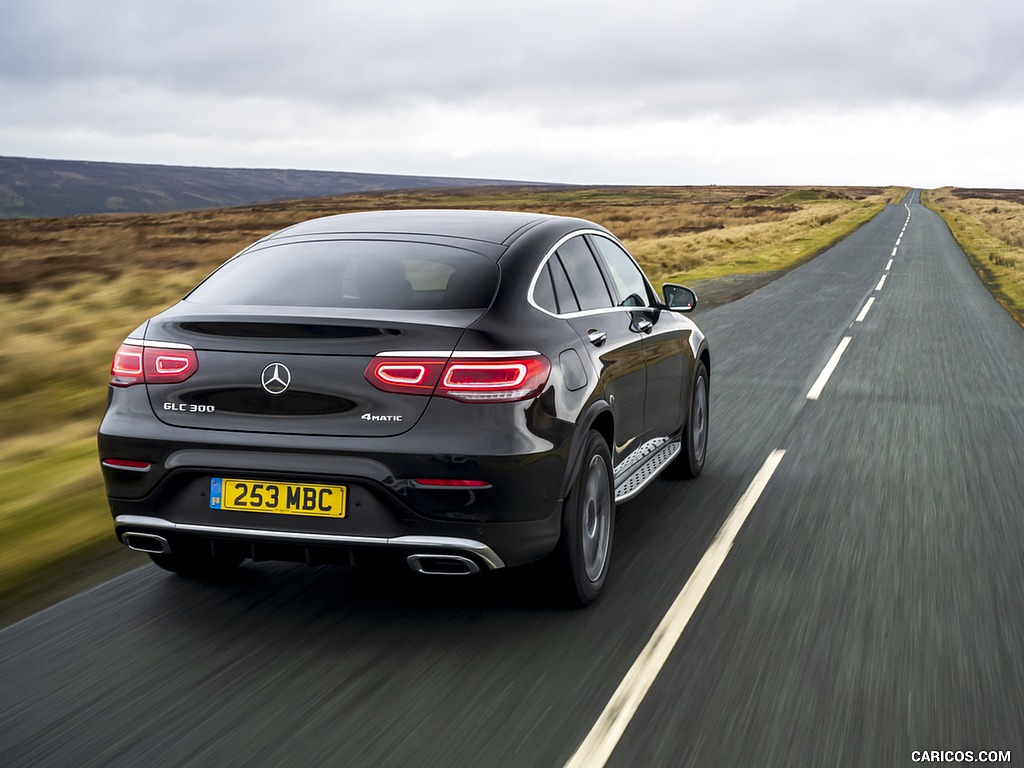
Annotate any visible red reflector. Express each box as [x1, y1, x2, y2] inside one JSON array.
[[413, 478, 492, 488], [102, 459, 152, 471]]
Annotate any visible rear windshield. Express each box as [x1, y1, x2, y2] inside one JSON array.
[[186, 240, 499, 310]]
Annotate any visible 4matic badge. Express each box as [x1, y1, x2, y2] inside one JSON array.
[[362, 413, 403, 422]]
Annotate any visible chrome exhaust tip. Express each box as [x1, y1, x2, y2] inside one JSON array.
[[407, 554, 480, 576], [123, 532, 171, 555]]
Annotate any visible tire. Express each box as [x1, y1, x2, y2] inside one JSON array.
[[556, 430, 615, 606], [664, 360, 709, 479], [148, 551, 242, 579]]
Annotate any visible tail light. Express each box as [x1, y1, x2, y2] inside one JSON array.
[[439, 358, 550, 401], [366, 359, 447, 395], [110, 341, 198, 387], [365, 354, 550, 403]]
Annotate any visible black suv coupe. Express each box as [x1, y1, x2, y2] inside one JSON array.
[[98, 209, 709, 605]]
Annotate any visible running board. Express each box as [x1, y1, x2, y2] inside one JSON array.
[[613, 437, 681, 503]]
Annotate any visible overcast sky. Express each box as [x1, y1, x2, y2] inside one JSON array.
[[2, 0, 1022, 188]]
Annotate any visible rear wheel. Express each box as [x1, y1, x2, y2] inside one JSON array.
[[557, 430, 614, 606], [664, 360, 709, 479]]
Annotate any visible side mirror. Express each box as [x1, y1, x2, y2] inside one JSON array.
[[662, 283, 697, 313]]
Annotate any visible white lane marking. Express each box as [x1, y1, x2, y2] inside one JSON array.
[[563, 450, 788, 768], [891, 247, 898, 257], [886, 258, 893, 271], [807, 336, 853, 400], [876, 275, 887, 291], [855, 297, 875, 322], [896, 238, 901, 245]]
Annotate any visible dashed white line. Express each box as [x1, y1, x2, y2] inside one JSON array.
[[875, 275, 887, 291], [886, 259, 893, 271], [891, 247, 898, 257], [563, 450, 788, 768], [896, 238, 901, 245], [855, 297, 876, 322], [807, 336, 853, 401]]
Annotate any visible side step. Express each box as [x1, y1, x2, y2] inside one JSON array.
[[613, 437, 681, 503]]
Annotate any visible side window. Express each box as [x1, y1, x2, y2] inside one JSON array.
[[549, 254, 580, 313], [590, 236, 652, 308], [557, 236, 613, 311], [533, 262, 558, 314]]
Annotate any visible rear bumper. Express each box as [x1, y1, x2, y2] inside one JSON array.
[[99, 376, 573, 569], [115, 514, 507, 570], [102, 453, 566, 568], [113, 503, 562, 571]]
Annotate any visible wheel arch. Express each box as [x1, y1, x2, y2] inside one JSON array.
[[561, 400, 614, 498]]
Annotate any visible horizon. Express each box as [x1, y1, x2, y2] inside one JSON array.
[[5, 154, 1010, 192]]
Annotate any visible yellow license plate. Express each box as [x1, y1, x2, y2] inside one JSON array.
[[210, 478, 346, 518]]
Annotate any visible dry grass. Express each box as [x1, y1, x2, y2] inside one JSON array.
[[923, 188, 1024, 328], [0, 184, 904, 617], [0, 185, 903, 295]]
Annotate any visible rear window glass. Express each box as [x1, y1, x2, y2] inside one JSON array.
[[186, 240, 499, 310]]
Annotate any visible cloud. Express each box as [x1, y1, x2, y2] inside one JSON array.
[[2, 0, 1023, 185]]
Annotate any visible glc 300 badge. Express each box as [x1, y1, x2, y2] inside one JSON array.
[[261, 362, 291, 395]]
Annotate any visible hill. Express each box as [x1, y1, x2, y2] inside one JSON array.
[[0, 156, 541, 219]]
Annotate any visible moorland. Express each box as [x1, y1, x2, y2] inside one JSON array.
[[24, 182, 1024, 622]]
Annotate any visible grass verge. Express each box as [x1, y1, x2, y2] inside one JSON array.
[[0, 427, 139, 623], [922, 188, 1024, 329]]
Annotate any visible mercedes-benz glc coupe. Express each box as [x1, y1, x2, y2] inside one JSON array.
[[99, 209, 709, 605]]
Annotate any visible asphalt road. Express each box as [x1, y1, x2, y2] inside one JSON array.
[[3, 191, 1023, 767]]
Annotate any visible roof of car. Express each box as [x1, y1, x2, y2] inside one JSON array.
[[264, 209, 580, 247]]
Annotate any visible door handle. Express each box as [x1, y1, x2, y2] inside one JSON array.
[[587, 329, 607, 347], [635, 317, 654, 334]]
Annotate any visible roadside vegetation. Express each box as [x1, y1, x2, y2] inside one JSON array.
[[923, 188, 1024, 328], [0, 184, 903, 620]]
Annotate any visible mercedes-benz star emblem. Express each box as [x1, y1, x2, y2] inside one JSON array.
[[261, 362, 291, 395]]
